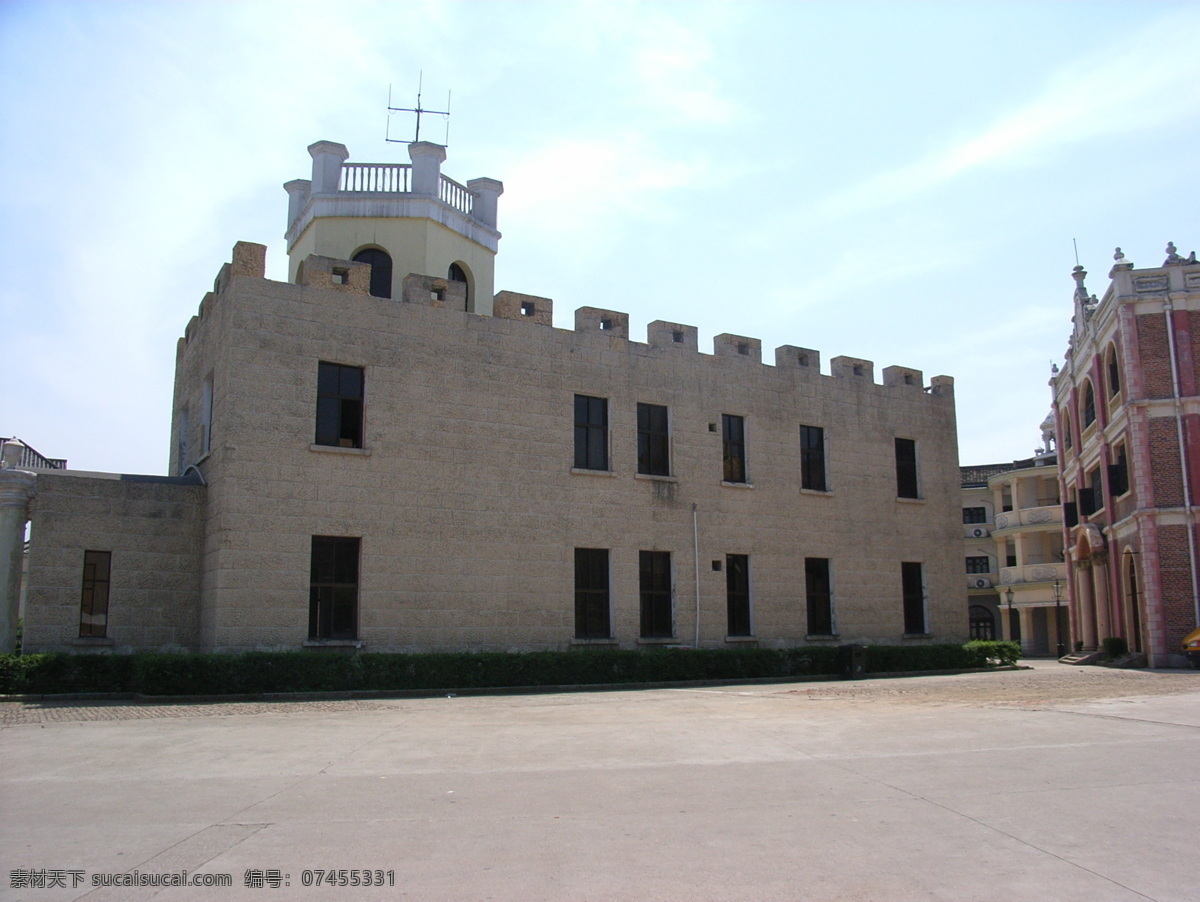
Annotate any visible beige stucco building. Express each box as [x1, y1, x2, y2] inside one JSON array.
[[4, 140, 966, 656]]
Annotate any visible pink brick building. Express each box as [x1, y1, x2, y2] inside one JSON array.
[[1052, 244, 1200, 666]]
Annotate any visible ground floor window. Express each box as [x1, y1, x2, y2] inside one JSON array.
[[79, 550, 111, 638], [309, 536, 360, 640], [639, 550, 673, 638], [805, 557, 834, 636], [901, 561, 927, 635], [725, 554, 751, 636], [574, 548, 611, 639], [969, 604, 995, 640]]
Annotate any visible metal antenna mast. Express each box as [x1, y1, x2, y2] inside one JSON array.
[[386, 73, 451, 145]]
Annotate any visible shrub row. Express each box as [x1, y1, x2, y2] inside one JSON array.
[[0, 641, 1019, 697]]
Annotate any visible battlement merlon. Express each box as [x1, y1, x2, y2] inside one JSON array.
[[282, 140, 504, 253]]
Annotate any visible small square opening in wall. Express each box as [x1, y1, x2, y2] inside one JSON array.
[[904, 374, 914, 385], [521, 301, 536, 316], [737, 343, 750, 356], [431, 288, 445, 302], [708, 423, 718, 432], [672, 331, 684, 343], [332, 268, 349, 285], [853, 365, 864, 376], [600, 318, 613, 331], [798, 354, 809, 366], [712, 560, 723, 572]]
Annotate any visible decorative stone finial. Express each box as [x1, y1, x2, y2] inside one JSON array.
[[1163, 242, 1197, 265], [1114, 247, 1125, 262], [0, 439, 26, 470]]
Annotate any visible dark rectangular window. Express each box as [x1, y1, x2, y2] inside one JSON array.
[[316, 362, 364, 448], [800, 425, 827, 491], [1063, 500, 1079, 528], [1080, 467, 1103, 516], [1109, 447, 1129, 497], [573, 395, 609, 471], [78, 550, 111, 638], [309, 536, 360, 640], [725, 553, 751, 636], [637, 403, 670, 476], [901, 561, 927, 635], [574, 548, 611, 639], [805, 557, 833, 636], [895, 438, 919, 499], [722, 414, 746, 483], [962, 507, 987, 524], [639, 550, 673, 638], [966, 556, 990, 574]]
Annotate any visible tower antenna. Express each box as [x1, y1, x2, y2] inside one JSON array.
[[386, 73, 451, 145], [1073, 238, 1080, 267]]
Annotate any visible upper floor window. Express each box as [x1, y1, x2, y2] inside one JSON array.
[[316, 362, 364, 448], [78, 550, 111, 638], [1109, 445, 1130, 497], [966, 556, 990, 574], [962, 507, 987, 524], [573, 395, 609, 471], [800, 425, 827, 491], [1082, 382, 1096, 428], [722, 414, 747, 483], [895, 438, 919, 499], [637, 403, 670, 476], [1106, 344, 1121, 399], [352, 248, 392, 299], [448, 262, 470, 310], [1062, 410, 1073, 451]]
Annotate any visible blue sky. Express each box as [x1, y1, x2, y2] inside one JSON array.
[[2, 0, 1198, 475]]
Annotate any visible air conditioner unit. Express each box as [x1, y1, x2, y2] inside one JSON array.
[[971, 527, 988, 538], [973, 578, 989, 589]]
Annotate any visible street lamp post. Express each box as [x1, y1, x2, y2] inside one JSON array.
[[1005, 587, 1015, 649], [1052, 579, 1064, 658]]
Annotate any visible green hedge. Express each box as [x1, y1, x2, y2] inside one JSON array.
[[0, 641, 1018, 697]]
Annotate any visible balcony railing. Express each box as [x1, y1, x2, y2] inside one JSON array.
[[335, 164, 473, 217], [999, 562, 1067, 585], [340, 163, 411, 193], [439, 175, 472, 216], [993, 505, 1062, 530]]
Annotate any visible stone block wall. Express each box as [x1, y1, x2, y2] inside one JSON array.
[[170, 249, 963, 653], [24, 472, 204, 652]]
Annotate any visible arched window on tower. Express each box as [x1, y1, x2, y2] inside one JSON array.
[[1106, 344, 1121, 400], [352, 248, 393, 299], [448, 262, 470, 311], [1082, 382, 1096, 428]]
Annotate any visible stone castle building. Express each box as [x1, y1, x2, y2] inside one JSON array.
[[1052, 245, 1200, 667], [2, 140, 964, 655]]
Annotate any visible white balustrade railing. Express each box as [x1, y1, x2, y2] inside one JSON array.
[[439, 175, 473, 216], [340, 163, 411, 193]]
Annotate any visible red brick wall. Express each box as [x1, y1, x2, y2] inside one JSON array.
[[1148, 417, 1184, 506], [1157, 525, 1198, 643], [1135, 313, 1174, 399]]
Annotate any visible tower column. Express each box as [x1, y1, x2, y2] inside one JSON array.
[[467, 177, 504, 229], [308, 141, 349, 194], [0, 455, 36, 654], [408, 142, 447, 196]]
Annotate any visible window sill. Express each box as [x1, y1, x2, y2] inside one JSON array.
[[303, 639, 364, 648], [635, 473, 677, 483], [805, 634, 839, 641], [721, 480, 753, 489], [570, 637, 617, 646], [896, 496, 925, 504], [901, 633, 933, 640], [636, 636, 680, 645], [800, 488, 832, 497], [309, 444, 372, 457], [570, 467, 616, 477], [71, 636, 114, 647], [724, 635, 757, 643]]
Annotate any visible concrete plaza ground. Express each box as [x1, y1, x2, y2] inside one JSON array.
[[2, 662, 1198, 901]]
